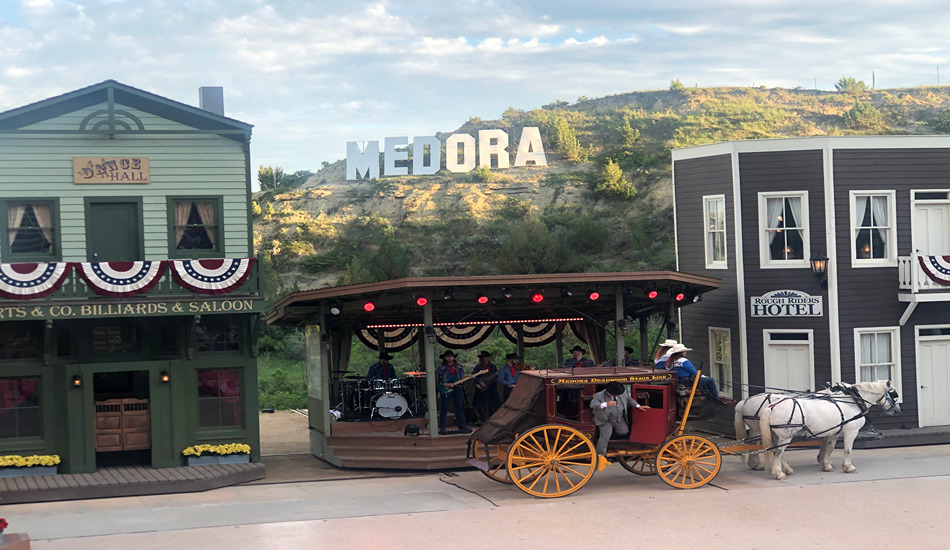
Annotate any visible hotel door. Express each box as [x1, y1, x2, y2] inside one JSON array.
[[763, 331, 814, 392], [917, 336, 950, 427], [913, 202, 950, 256]]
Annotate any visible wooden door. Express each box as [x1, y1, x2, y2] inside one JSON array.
[[95, 398, 151, 451], [85, 201, 141, 261], [918, 337, 950, 427]]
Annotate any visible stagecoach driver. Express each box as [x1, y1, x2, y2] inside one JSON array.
[[367, 352, 397, 381], [591, 381, 649, 459]]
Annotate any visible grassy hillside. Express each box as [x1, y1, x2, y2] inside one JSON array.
[[253, 84, 950, 301]]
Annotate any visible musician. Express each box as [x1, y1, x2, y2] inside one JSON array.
[[654, 339, 678, 368], [498, 352, 522, 401], [665, 343, 722, 401], [436, 350, 471, 434], [607, 346, 637, 367], [591, 381, 650, 458], [564, 345, 595, 368], [366, 352, 398, 381], [471, 351, 500, 423]]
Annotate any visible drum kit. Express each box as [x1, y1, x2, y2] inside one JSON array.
[[338, 371, 428, 420]]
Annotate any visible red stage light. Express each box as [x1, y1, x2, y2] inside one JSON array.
[[477, 294, 489, 304], [531, 293, 544, 303], [647, 290, 658, 299], [588, 291, 600, 301], [415, 296, 428, 307], [674, 292, 685, 302], [363, 301, 376, 312]]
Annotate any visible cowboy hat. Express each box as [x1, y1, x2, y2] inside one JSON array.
[[477, 350, 492, 358], [623, 346, 634, 354], [505, 352, 519, 360], [660, 339, 678, 348], [378, 352, 393, 360], [669, 343, 692, 354], [439, 350, 457, 359], [569, 345, 587, 354]]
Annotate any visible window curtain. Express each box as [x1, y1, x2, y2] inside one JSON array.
[[871, 196, 888, 251], [766, 197, 784, 244], [174, 201, 190, 246], [195, 201, 216, 246], [855, 196, 869, 229], [570, 321, 607, 363], [31, 203, 52, 244], [7, 204, 26, 244]]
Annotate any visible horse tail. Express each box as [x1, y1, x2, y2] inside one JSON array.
[[759, 404, 774, 469], [733, 399, 749, 466]]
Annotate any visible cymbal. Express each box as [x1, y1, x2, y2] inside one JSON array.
[[403, 371, 426, 376]]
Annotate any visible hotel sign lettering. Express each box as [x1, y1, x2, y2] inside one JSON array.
[[750, 290, 823, 317], [0, 298, 262, 321], [73, 157, 150, 183]]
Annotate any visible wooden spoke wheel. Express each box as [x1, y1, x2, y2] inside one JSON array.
[[617, 452, 657, 476], [656, 434, 722, 489], [506, 424, 596, 498], [472, 440, 512, 484]]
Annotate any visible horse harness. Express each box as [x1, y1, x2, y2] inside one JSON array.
[[766, 384, 891, 440]]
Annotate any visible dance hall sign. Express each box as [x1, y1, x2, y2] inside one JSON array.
[[346, 127, 547, 180], [751, 290, 823, 317], [73, 157, 150, 183]]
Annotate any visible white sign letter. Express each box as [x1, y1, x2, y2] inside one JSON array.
[[346, 141, 380, 180], [412, 136, 441, 175], [445, 133, 476, 173], [478, 129, 510, 169], [513, 126, 547, 167], [384, 136, 409, 176]]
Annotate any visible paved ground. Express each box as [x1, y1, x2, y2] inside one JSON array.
[[3, 442, 948, 549]]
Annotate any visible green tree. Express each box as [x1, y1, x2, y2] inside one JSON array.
[[835, 77, 868, 95], [549, 115, 583, 161], [844, 101, 885, 131], [670, 79, 686, 91], [620, 117, 640, 149], [258, 165, 285, 191], [593, 159, 637, 200]]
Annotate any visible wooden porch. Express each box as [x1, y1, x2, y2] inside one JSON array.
[[322, 417, 470, 469]]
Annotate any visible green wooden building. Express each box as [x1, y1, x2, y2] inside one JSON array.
[[0, 80, 263, 473]]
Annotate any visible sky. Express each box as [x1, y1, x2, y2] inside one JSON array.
[[1, 0, 949, 180]]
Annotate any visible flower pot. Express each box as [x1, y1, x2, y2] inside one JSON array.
[[0, 465, 57, 478], [217, 454, 250, 464], [186, 454, 250, 466]]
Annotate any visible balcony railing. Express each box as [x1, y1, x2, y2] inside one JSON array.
[[898, 255, 950, 293]]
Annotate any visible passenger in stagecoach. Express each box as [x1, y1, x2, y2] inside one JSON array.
[[436, 350, 471, 434], [591, 381, 650, 458], [607, 346, 638, 367], [471, 351, 500, 423], [653, 339, 678, 368], [664, 344, 723, 402], [498, 352, 522, 401], [564, 345, 595, 368], [366, 352, 398, 381]]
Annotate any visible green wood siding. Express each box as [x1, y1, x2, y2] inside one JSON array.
[[0, 104, 250, 262]]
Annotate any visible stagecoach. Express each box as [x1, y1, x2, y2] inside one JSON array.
[[466, 364, 725, 497]]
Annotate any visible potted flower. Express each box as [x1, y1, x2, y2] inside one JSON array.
[[0, 454, 60, 478], [0, 517, 8, 544], [182, 443, 251, 466]]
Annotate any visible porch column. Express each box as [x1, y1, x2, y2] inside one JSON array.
[[615, 285, 625, 365], [423, 302, 438, 437], [640, 315, 649, 366]]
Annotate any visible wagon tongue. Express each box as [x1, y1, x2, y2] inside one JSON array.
[[466, 457, 490, 471]]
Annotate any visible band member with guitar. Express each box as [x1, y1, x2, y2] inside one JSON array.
[[436, 350, 472, 434], [471, 350, 500, 423], [498, 352, 522, 402]]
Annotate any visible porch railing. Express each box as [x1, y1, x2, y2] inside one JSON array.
[[898, 255, 949, 292]]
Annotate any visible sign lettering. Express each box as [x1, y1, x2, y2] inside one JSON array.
[[0, 298, 261, 321], [73, 157, 150, 184], [750, 290, 823, 317]]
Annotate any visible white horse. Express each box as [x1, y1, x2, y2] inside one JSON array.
[[759, 381, 900, 480], [733, 392, 793, 471]]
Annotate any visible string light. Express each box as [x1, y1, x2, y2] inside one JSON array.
[[365, 317, 585, 329]]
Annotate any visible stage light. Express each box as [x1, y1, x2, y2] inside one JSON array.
[[646, 283, 658, 299], [531, 292, 544, 303], [561, 287, 574, 298], [587, 289, 600, 301], [363, 301, 376, 312], [674, 289, 686, 302], [443, 289, 455, 301], [415, 295, 428, 307], [329, 302, 342, 315], [503, 288, 514, 299], [476, 293, 489, 305]]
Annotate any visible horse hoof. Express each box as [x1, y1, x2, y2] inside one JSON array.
[[844, 467, 857, 473], [774, 473, 787, 480], [821, 465, 834, 472], [782, 466, 794, 475]]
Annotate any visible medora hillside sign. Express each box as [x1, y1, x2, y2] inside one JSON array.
[[346, 127, 547, 180]]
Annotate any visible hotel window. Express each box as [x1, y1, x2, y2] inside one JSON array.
[[703, 195, 727, 268], [0, 377, 41, 439], [854, 328, 901, 400], [759, 192, 809, 268], [197, 368, 243, 428], [850, 192, 896, 266], [2, 199, 58, 261], [709, 328, 733, 398], [168, 198, 221, 257]]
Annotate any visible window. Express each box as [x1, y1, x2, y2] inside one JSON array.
[[197, 368, 243, 427], [854, 327, 901, 400], [850, 192, 896, 266], [2, 199, 58, 260], [0, 328, 41, 360], [703, 195, 727, 268], [197, 317, 240, 352], [168, 198, 221, 256], [92, 325, 138, 354], [759, 192, 809, 268], [0, 377, 41, 439], [709, 328, 732, 398]]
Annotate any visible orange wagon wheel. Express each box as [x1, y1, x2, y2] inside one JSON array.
[[656, 434, 721, 489], [472, 440, 513, 484], [506, 424, 596, 498], [617, 452, 657, 476]]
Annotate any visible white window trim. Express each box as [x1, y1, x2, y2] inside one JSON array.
[[758, 191, 810, 269], [703, 194, 727, 269], [708, 326, 732, 398], [849, 190, 897, 268], [763, 329, 815, 392], [853, 326, 902, 402]]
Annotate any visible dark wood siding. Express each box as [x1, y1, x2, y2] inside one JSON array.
[[738, 150, 830, 391], [673, 154, 741, 395]]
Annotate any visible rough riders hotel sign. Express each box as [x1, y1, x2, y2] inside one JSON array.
[[750, 289, 823, 317], [346, 127, 547, 180]]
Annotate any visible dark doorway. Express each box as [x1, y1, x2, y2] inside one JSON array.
[[93, 370, 152, 467]]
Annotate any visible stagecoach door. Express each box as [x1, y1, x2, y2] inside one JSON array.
[[763, 330, 814, 392]]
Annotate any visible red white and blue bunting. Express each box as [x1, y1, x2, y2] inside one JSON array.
[[170, 258, 257, 295], [0, 262, 72, 300], [500, 322, 560, 347], [356, 327, 419, 353], [77, 261, 166, 297], [918, 255, 950, 286], [433, 324, 495, 350]]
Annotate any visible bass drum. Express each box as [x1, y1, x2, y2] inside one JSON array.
[[374, 392, 409, 419]]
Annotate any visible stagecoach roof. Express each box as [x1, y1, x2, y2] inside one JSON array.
[[266, 271, 720, 327]]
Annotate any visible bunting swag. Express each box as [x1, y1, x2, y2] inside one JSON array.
[[500, 322, 559, 347], [918, 255, 950, 286], [77, 261, 166, 297], [434, 324, 494, 349], [356, 327, 419, 353], [0, 262, 72, 300], [171, 258, 256, 295]]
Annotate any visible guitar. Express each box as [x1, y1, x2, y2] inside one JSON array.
[[438, 369, 490, 395]]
